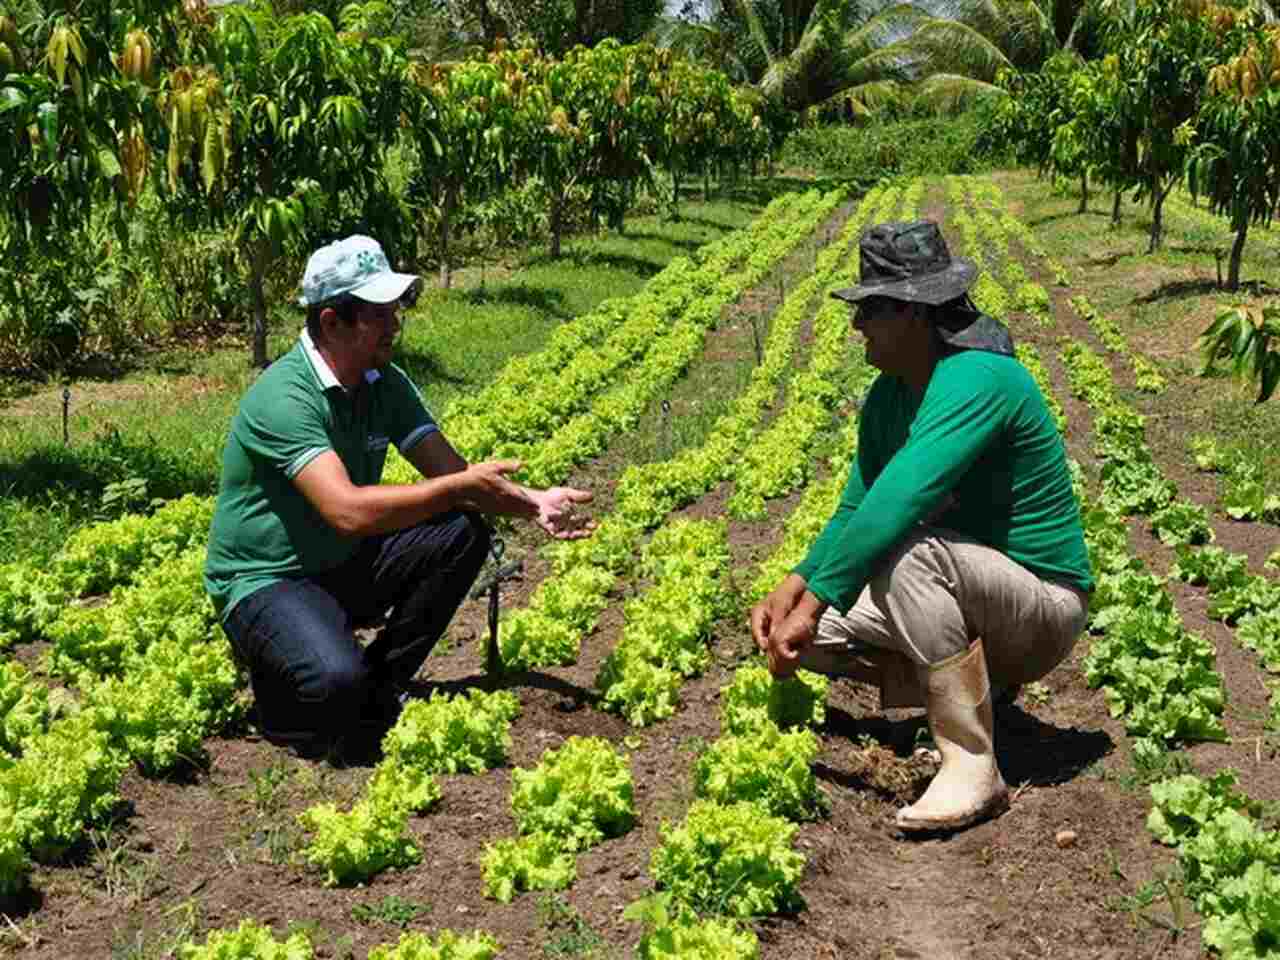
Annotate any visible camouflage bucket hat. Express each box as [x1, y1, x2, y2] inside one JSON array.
[[832, 220, 1015, 357], [832, 220, 977, 307]]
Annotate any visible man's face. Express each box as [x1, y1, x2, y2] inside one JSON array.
[[328, 300, 401, 370], [853, 297, 914, 373]]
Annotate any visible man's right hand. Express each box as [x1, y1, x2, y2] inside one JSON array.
[[750, 574, 809, 654], [455, 460, 539, 517]]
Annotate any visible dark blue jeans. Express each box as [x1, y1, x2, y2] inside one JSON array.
[[222, 510, 491, 751]]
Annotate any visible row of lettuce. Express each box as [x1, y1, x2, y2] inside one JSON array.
[[959, 174, 1280, 960]]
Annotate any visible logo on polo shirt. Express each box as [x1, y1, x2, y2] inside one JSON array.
[[367, 434, 390, 452]]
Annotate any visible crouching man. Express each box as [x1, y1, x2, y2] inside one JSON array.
[[205, 235, 591, 759], [751, 221, 1093, 833]]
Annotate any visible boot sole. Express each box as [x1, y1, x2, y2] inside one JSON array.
[[894, 791, 1010, 835]]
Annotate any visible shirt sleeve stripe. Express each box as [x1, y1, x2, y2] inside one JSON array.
[[284, 446, 331, 479], [398, 423, 440, 455]]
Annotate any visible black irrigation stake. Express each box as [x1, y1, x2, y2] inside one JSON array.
[[469, 536, 523, 676], [62, 384, 71, 445], [659, 398, 672, 459]]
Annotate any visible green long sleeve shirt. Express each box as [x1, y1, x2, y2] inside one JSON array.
[[794, 348, 1093, 612]]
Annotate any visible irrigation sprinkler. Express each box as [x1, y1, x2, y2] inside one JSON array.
[[469, 536, 523, 675], [62, 384, 71, 445]]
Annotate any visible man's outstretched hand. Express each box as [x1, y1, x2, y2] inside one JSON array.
[[532, 486, 595, 540]]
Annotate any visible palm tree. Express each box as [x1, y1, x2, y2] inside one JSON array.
[[656, 0, 1109, 115]]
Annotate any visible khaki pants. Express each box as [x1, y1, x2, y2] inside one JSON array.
[[797, 526, 1089, 700]]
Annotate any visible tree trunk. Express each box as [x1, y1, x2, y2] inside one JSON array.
[[1148, 179, 1166, 254], [1228, 218, 1249, 291], [1079, 170, 1089, 214], [1111, 188, 1122, 227], [439, 185, 456, 289], [550, 191, 564, 258], [250, 240, 270, 370]]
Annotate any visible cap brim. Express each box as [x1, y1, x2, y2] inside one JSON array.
[[350, 271, 419, 304], [830, 258, 978, 307]]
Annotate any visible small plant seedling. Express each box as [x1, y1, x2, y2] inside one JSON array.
[[537, 894, 604, 957], [350, 894, 431, 928], [247, 762, 290, 816]]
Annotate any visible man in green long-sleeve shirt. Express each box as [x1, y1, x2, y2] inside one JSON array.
[[751, 220, 1092, 835]]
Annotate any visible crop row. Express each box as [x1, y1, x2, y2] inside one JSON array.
[[963, 184, 1280, 958], [953, 175, 1226, 749], [386, 187, 849, 490], [494, 183, 893, 681], [435, 190, 820, 461], [720, 178, 922, 519], [944, 176, 1066, 434]]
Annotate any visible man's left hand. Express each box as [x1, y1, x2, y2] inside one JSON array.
[[533, 486, 595, 540], [765, 596, 826, 679]]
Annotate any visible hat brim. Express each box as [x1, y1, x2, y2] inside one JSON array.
[[830, 258, 978, 307], [350, 271, 419, 304]]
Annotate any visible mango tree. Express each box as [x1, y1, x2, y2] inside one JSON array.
[[1199, 305, 1280, 402], [512, 47, 600, 259], [162, 3, 411, 367], [1106, 0, 1227, 253], [0, 1, 173, 368], [406, 52, 515, 289], [653, 54, 735, 219], [1188, 18, 1274, 291]]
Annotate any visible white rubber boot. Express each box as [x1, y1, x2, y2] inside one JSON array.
[[896, 639, 1008, 833]]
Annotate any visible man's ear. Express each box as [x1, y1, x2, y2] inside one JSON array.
[[318, 306, 339, 338]]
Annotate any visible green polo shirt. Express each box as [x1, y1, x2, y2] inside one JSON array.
[[204, 331, 438, 621], [795, 349, 1093, 612]]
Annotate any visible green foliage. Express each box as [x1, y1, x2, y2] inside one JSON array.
[[692, 726, 827, 821], [781, 114, 1008, 184], [625, 893, 759, 959], [1148, 771, 1258, 846], [0, 710, 129, 860], [367, 929, 500, 960], [46, 544, 217, 677], [0, 803, 30, 898], [1199, 305, 1280, 404], [1169, 545, 1248, 590], [720, 663, 829, 735], [1147, 770, 1280, 959], [1083, 604, 1226, 744], [178, 919, 312, 959], [597, 520, 732, 725], [379, 689, 520, 775], [297, 793, 421, 887], [350, 895, 431, 929], [1191, 434, 1231, 472], [650, 799, 805, 918], [1149, 500, 1214, 547], [480, 832, 576, 903], [510, 736, 636, 851], [82, 637, 244, 775], [0, 661, 50, 760], [1237, 610, 1280, 671], [498, 567, 615, 670]]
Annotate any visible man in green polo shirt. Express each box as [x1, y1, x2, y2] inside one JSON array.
[[751, 221, 1093, 834], [205, 235, 592, 760]]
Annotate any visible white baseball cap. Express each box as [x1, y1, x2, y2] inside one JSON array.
[[298, 235, 418, 307]]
